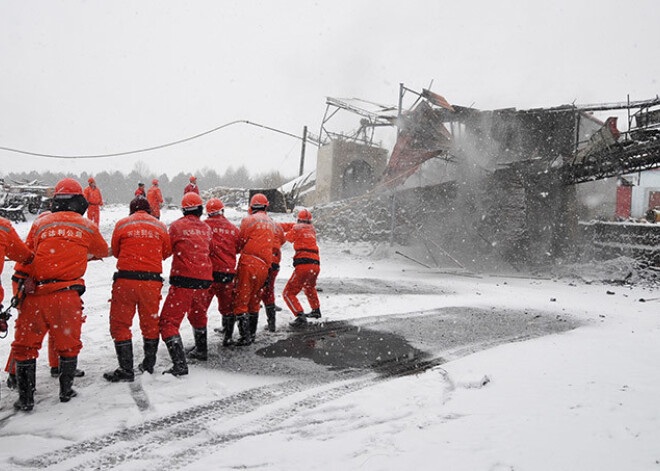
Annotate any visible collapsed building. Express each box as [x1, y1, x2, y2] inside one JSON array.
[[301, 87, 660, 271]]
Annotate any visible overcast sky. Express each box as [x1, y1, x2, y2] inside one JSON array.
[[1, 0, 659, 180]]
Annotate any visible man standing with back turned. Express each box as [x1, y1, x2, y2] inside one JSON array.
[[12, 178, 108, 411], [104, 196, 171, 382], [159, 192, 212, 375], [233, 193, 276, 345]]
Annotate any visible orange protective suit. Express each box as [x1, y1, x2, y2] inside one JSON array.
[[0, 217, 33, 306], [11, 211, 108, 361], [183, 183, 199, 195], [83, 185, 103, 226], [159, 214, 212, 339], [199, 213, 240, 317], [5, 212, 59, 375], [147, 185, 164, 219], [282, 222, 320, 315], [233, 211, 277, 315], [261, 223, 286, 306], [109, 210, 171, 342]]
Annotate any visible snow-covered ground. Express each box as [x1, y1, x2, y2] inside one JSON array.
[[0, 205, 658, 470]]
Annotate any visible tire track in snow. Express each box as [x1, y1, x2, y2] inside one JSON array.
[[16, 355, 442, 470]]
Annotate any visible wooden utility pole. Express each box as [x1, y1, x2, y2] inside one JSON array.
[[299, 125, 308, 176]]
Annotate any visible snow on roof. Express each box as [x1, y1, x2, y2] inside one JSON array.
[[279, 170, 316, 194]]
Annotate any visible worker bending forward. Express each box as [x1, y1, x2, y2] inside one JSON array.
[[104, 197, 171, 382], [159, 193, 212, 375], [283, 209, 321, 327], [199, 198, 240, 347], [12, 178, 108, 410], [233, 194, 276, 345]]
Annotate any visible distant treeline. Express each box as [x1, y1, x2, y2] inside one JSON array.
[[3, 164, 292, 205]]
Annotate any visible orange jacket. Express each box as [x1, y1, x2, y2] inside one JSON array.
[[147, 186, 164, 217], [0, 217, 33, 304], [83, 186, 103, 206], [205, 214, 240, 274], [238, 211, 276, 266], [27, 211, 108, 294], [135, 187, 146, 197], [285, 222, 319, 264], [111, 211, 171, 273], [183, 183, 199, 195], [168, 214, 213, 281]]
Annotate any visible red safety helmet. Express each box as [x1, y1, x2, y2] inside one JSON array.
[[181, 192, 203, 209], [297, 209, 312, 223], [206, 198, 224, 215], [250, 193, 269, 208], [152, 178, 159, 185], [189, 176, 197, 182], [88, 177, 96, 184], [55, 178, 83, 196]]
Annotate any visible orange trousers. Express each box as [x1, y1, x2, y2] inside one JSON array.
[[199, 281, 235, 317], [159, 285, 210, 339], [260, 267, 279, 306], [233, 257, 269, 315], [87, 205, 100, 226], [11, 290, 84, 361], [5, 334, 58, 374], [109, 278, 162, 342], [283, 264, 320, 315]]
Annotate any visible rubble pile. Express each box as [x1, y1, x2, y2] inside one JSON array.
[[313, 177, 529, 271]]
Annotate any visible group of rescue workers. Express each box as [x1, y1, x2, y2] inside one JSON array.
[[0, 174, 321, 412]]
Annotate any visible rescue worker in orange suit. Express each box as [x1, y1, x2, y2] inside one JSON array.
[[198, 198, 240, 346], [135, 182, 146, 197], [103, 197, 171, 382], [260, 222, 286, 332], [184, 176, 199, 195], [83, 177, 103, 226], [12, 178, 108, 411], [283, 209, 321, 327], [5, 211, 84, 388], [233, 193, 276, 345], [147, 179, 164, 219], [159, 192, 212, 375]]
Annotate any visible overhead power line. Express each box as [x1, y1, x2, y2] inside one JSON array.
[[0, 119, 316, 159]]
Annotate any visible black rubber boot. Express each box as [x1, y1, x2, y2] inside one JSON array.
[[14, 359, 36, 411], [103, 339, 135, 382], [290, 313, 308, 328], [307, 307, 322, 319], [138, 338, 159, 374], [234, 314, 252, 346], [222, 316, 235, 347], [248, 312, 259, 342], [163, 335, 188, 376], [59, 356, 78, 403], [265, 304, 276, 332], [187, 328, 208, 361]]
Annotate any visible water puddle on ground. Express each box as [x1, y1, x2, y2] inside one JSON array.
[[255, 308, 578, 376], [256, 320, 435, 376]]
